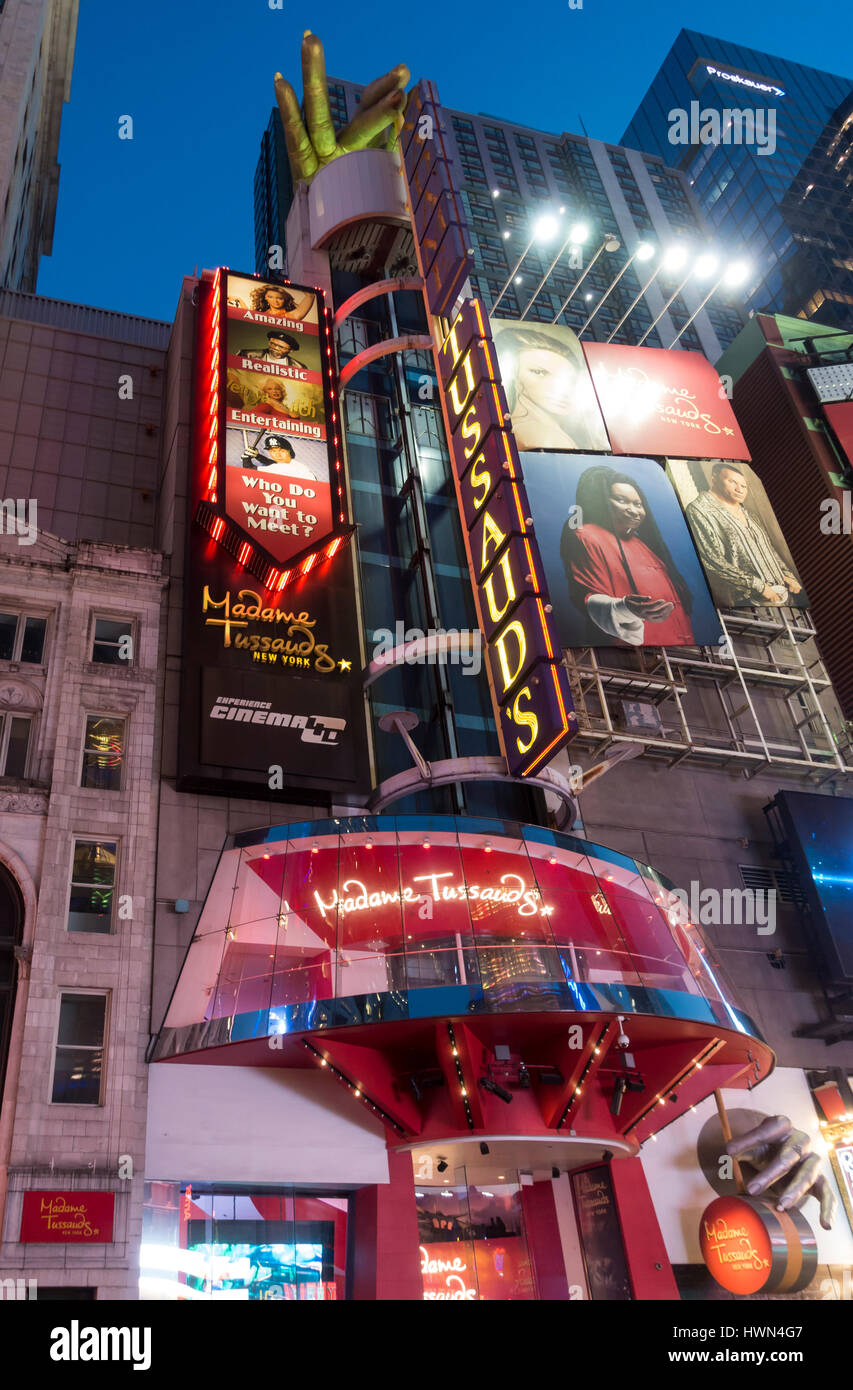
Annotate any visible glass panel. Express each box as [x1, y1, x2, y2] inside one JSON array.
[[68, 887, 114, 933], [69, 837, 118, 933], [417, 1171, 535, 1300], [160, 1186, 348, 1300], [4, 717, 30, 778], [336, 835, 403, 996], [71, 840, 117, 885], [398, 830, 479, 991], [0, 614, 16, 661], [92, 617, 133, 665], [82, 716, 125, 789], [51, 1046, 102, 1104], [20, 617, 46, 664], [57, 993, 106, 1047]]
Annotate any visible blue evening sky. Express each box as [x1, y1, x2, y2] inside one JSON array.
[[36, 0, 851, 323]]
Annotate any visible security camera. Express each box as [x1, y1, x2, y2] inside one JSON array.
[[615, 1015, 631, 1050]]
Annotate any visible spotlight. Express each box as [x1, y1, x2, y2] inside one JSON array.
[[480, 1077, 513, 1104], [480, 1142, 490, 1156], [436, 1157, 448, 1173], [551, 1166, 560, 1179]]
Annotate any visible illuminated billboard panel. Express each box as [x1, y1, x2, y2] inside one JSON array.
[[520, 453, 722, 648], [491, 319, 610, 453], [177, 269, 368, 800], [667, 458, 808, 611], [221, 273, 342, 572], [581, 342, 750, 461]]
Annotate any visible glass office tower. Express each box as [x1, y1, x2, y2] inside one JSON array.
[[622, 30, 853, 328]]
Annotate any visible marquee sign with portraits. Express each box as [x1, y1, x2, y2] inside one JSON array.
[[178, 268, 369, 801], [196, 268, 353, 583]]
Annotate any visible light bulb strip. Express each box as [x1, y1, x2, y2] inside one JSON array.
[[301, 1039, 407, 1135]]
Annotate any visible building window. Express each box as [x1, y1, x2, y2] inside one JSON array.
[[51, 993, 107, 1105], [0, 715, 31, 778], [91, 617, 134, 666], [81, 715, 126, 791], [68, 840, 118, 934], [0, 612, 46, 664]]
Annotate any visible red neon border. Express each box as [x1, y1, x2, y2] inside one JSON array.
[[192, 266, 353, 591]]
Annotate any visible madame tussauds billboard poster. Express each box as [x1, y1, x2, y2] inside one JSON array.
[[491, 319, 610, 452], [666, 459, 808, 611], [520, 453, 722, 648], [223, 273, 332, 569]]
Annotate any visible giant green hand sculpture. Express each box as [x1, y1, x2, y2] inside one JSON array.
[[275, 31, 410, 185]]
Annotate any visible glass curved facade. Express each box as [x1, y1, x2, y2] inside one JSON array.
[[154, 816, 761, 1059]]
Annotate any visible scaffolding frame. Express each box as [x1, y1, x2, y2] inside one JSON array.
[[564, 606, 853, 784]]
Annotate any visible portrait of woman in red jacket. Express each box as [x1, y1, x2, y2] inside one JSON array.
[[560, 464, 696, 646]]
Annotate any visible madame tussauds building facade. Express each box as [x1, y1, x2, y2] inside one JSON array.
[[144, 816, 774, 1302], [138, 52, 853, 1301]]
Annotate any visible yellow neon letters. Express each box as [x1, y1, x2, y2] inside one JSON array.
[[493, 619, 527, 694], [510, 686, 539, 754]]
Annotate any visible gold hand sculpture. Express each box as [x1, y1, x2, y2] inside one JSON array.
[[275, 31, 410, 185]]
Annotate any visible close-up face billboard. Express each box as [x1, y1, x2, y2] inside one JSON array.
[[666, 458, 808, 610], [491, 319, 610, 453], [520, 453, 722, 648]]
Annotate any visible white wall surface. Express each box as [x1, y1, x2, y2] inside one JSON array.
[[146, 1064, 391, 1187]]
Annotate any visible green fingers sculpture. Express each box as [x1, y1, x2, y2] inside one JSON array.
[[275, 31, 410, 185]]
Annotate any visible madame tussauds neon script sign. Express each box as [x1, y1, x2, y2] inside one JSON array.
[[313, 871, 553, 921]]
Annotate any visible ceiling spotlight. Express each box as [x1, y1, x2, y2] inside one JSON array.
[[503, 230, 511, 239], [514, 275, 523, 284], [492, 189, 500, 198], [480, 1077, 513, 1104], [636, 241, 655, 261], [604, 235, 621, 253], [436, 1157, 448, 1173], [570, 221, 590, 243], [610, 1076, 627, 1116], [480, 1141, 490, 1155]]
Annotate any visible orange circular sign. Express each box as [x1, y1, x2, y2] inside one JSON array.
[[699, 1196, 774, 1295]]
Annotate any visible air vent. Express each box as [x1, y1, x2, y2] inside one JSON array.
[[739, 865, 805, 904]]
